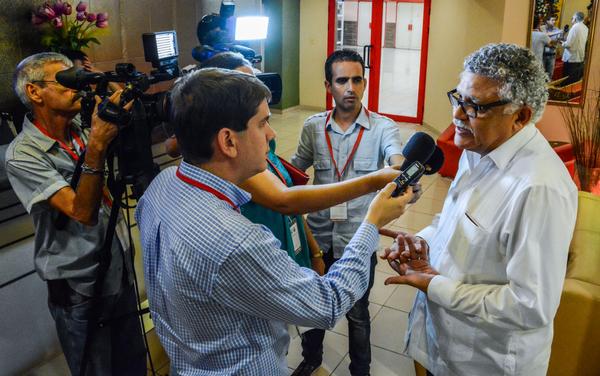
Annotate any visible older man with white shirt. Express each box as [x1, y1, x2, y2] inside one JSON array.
[[382, 43, 578, 376], [562, 11, 589, 85]]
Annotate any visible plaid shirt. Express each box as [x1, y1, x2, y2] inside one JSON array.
[[136, 161, 379, 375]]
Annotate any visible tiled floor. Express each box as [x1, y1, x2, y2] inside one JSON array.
[[27, 108, 452, 376]]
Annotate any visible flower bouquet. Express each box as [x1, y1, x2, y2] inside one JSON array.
[[32, 1, 109, 53]]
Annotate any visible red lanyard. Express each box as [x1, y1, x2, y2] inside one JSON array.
[[266, 158, 287, 184], [33, 120, 113, 207], [176, 167, 239, 212], [324, 109, 369, 181], [33, 120, 85, 161]]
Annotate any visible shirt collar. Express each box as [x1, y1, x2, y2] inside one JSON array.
[[178, 160, 252, 208], [470, 124, 537, 170], [327, 106, 371, 133], [22, 114, 84, 152]]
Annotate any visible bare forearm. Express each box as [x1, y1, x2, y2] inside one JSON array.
[[70, 142, 108, 225], [243, 168, 400, 215]]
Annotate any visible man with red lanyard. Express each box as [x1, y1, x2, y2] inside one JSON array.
[[291, 49, 406, 376], [5, 52, 146, 375], [135, 68, 413, 375]]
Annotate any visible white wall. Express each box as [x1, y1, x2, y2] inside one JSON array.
[[560, 0, 591, 28], [422, 0, 506, 132], [299, 0, 328, 109]]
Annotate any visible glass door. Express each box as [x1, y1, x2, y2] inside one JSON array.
[[328, 0, 372, 108], [328, 0, 430, 124]]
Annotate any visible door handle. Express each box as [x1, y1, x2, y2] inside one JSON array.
[[362, 44, 372, 69]]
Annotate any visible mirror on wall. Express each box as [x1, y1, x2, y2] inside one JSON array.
[[528, 0, 596, 106]]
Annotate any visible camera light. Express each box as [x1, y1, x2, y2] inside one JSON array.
[[235, 16, 269, 41], [156, 32, 177, 60]]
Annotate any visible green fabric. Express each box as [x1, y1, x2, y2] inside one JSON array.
[[240, 140, 312, 268]]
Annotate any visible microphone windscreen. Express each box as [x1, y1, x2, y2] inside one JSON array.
[[424, 146, 444, 175], [56, 67, 104, 91], [400, 132, 436, 170]]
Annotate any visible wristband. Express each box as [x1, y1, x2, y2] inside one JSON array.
[[81, 162, 104, 175]]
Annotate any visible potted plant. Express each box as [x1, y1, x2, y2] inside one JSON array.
[[31, 1, 109, 61], [562, 89, 600, 194]]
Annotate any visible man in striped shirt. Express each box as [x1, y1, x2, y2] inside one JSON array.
[[136, 68, 413, 375]]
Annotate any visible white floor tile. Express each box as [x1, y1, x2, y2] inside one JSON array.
[[383, 285, 418, 313], [409, 197, 445, 216], [369, 270, 399, 306], [390, 211, 435, 232], [333, 345, 417, 376], [418, 173, 440, 190], [286, 330, 349, 374], [370, 307, 409, 354]]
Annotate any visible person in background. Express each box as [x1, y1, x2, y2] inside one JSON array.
[[291, 49, 407, 376], [540, 16, 561, 79], [382, 43, 577, 376], [531, 17, 552, 67], [561, 11, 589, 86]]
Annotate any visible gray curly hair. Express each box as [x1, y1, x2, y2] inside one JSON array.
[[13, 52, 72, 110], [463, 43, 548, 124]]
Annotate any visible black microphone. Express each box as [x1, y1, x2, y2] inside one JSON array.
[[56, 66, 105, 91], [400, 132, 436, 170], [391, 133, 441, 197]]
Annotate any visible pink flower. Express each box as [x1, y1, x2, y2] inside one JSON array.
[[96, 20, 108, 28], [76, 11, 86, 21], [63, 3, 73, 15], [31, 12, 46, 25], [51, 17, 63, 28], [51, 1, 66, 17], [40, 4, 56, 19], [76, 1, 87, 12], [86, 12, 96, 22], [96, 12, 108, 23]]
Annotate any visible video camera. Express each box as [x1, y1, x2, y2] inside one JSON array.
[[56, 3, 279, 200], [192, 1, 268, 64], [55, 34, 177, 200]]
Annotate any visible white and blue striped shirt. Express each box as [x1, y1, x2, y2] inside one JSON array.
[[136, 161, 380, 375]]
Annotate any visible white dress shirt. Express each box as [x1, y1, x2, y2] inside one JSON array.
[[405, 125, 578, 375], [562, 21, 589, 63]]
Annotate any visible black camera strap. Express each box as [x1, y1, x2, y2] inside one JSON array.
[[55, 150, 86, 230], [78, 154, 124, 376]]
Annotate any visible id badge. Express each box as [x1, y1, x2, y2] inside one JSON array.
[[330, 202, 348, 221], [290, 218, 302, 255]]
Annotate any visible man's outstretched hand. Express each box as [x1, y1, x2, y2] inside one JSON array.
[[380, 232, 439, 293]]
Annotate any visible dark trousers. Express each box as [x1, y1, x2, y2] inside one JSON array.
[[300, 251, 377, 376], [562, 62, 584, 86], [47, 280, 147, 376]]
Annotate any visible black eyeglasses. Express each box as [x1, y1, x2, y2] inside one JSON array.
[[447, 88, 510, 118]]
